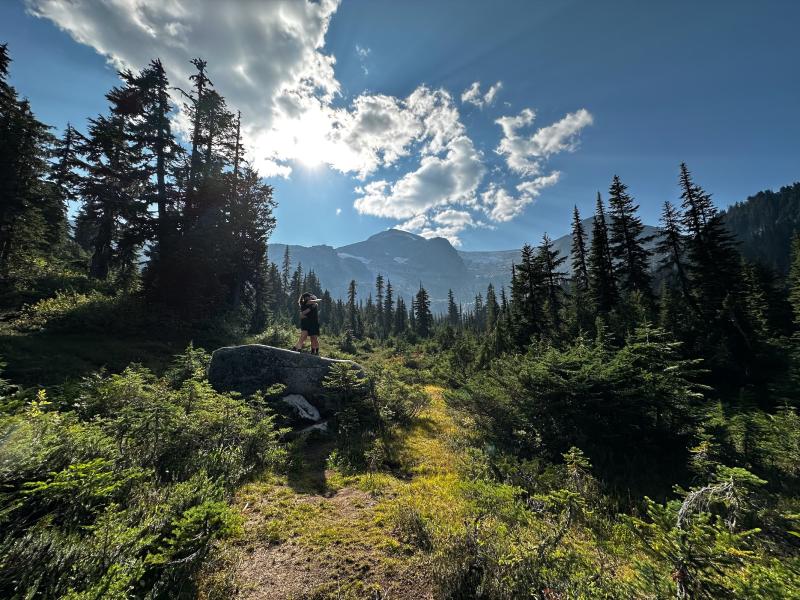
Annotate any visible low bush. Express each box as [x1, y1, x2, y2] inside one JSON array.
[[0, 346, 287, 599]]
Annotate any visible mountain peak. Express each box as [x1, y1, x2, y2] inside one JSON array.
[[367, 229, 423, 242]]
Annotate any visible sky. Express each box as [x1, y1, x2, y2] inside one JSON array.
[[2, 0, 799, 251]]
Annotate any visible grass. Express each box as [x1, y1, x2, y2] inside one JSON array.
[[200, 385, 469, 599]]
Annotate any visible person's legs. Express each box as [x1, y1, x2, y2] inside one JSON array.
[[310, 335, 319, 355], [294, 331, 308, 351]]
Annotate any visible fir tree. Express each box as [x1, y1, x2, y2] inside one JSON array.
[[678, 163, 741, 312], [447, 289, 460, 327], [375, 274, 385, 337], [570, 205, 590, 293], [346, 279, 359, 337], [0, 43, 63, 280], [607, 175, 653, 300], [790, 235, 800, 329], [656, 200, 692, 304], [281, 246, 291, 296], [538, 233, 568, 333], [588, 193, 617, 314], [485, 284, 499, 332], [383, 280, 394, 334], [394, 296, 407, 335], [415, 285, 433, 338]]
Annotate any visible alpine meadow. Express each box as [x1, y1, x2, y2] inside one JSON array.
[[1, 1, 800, 599]]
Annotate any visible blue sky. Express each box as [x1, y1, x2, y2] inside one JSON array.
[[2, 0, 798, 250]]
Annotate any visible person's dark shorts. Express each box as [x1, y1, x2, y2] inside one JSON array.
[[302, 321, 320, 336]]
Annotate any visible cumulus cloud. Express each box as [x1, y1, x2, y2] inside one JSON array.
[[27, 0, 342, 178], [396, 209, 477, 246], [28, 0, 591, 245], [481, 172, 561, 222], [495, 107, 593, 176], [354, 135, 484, 219], [461, 80, 503, 108]]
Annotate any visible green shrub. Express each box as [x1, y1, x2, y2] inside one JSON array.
[[0, 346, 286, 599]]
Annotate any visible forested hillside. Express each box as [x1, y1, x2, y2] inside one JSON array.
[[1, 42, 799, 599], [723, 182, 800, 274]]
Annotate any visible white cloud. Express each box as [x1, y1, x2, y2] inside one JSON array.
[[495, 107, 593, 176], [355, 44, 370, 75], [397, 210, 476, 246], [354, 135, 485, 220], [27, 0, 341, 178], [461, 80, 503, 109], [480, 172, 561, 222], [29, 0, 592, 243]]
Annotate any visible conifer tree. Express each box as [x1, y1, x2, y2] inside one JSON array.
[[383, 280, 394, 333], [375, 274, 385, 337], [394, 296, 407, 335], [473, 292, 485, 331], [607, 175, 653, 300], [538, 233, 568, 333], [513, 244, 545, 340], [415, 284, 433, 338], [588, 193, 617, 314], [790, 235, 800, 329], [570, 205, 590, 293], [485, 284, 499, 332], [656, 200, 692, 304], [447, 289, 460, 327], [0, 44, 63, 280], [79, 79, 150, 281], [281, 246, 291, 298], [678, 163, 741, 312], [126, 60, 180, 255], [346, 279, 359, 337]]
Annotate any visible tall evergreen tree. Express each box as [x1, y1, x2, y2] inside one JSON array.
[[588, 193, 617, 314], [281, 246, 291, 297], [79, 78, 151, 281], [447, 288, 460, 327], [538, 233, 568, 333], [570, 205, 590, 293], [607, 175, 653, 300], [790, 235, 800, 329], [0, 43, 63, 280], [485, 283, 499, 332], [346, 279, 360, 337], [375, 274, 385, 337], [678, 163, 741, 312], [415, 284, 433, 338], [656, 200, 692, 304], [394, 296, 407, 335], [383, 280, 394, 334]]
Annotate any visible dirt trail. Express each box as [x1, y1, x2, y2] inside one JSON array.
[[203, 386, 456, 600]]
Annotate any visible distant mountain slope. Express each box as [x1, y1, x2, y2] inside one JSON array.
[[269, 182, 799, 311], [722, 182, 800, 274], [458, 220, 662, 295], [269, 230, 474, 310]]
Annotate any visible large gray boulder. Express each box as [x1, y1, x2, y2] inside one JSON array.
[[207, 344, 363, 412]]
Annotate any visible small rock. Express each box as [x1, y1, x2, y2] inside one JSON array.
[[281, 394, 320, 422]]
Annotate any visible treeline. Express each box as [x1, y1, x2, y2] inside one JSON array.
[[723, 181, 800, 274], [317, 164, 793, 392], [0, 44, 275, 329]]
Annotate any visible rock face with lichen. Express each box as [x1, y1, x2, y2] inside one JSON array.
[[207, 344, 363, 414]]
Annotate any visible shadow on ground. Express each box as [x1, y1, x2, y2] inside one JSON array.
[[286, 434, 336, 496]]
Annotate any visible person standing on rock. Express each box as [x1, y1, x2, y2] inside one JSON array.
[[293, 292, 321, 355]]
